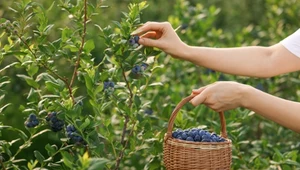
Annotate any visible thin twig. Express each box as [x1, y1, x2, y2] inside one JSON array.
[[113, 62, 135, 170], [120, 63, 133, 106], [114, 121, 136, 170], [0, 161, 6, 170], [120, 116, 129, 146], [69, 0, 88, 88]]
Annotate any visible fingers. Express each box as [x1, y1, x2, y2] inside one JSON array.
[[131, 21, 171, 35], [190, 90, 207, 106], [140, 31, 162, 39], [138, 37, 160, 47]]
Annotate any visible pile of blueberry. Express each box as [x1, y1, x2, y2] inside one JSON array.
[[24, 113, 39, 128], [129, 35, 140, 48], [172, 128, 226, 142], [66, 125, 85, 144], [45, 112, 64, 132]]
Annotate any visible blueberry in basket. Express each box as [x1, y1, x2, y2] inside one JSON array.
[[172, 128, 226, 142]]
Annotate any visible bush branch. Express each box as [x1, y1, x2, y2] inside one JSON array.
[[120, 63, 133, 106], [114, 121, 136, 170], [17, 35, 75, 104], [69, 0, 88, 88]]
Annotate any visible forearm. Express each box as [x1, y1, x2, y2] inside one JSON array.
[[242, 86, 300, 133], [182, 45, 274, 77]]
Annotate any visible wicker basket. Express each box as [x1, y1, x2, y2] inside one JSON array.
[[163, 95, 232, 170]]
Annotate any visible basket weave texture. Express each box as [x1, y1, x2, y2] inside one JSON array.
[[163, 95, 232, 170]]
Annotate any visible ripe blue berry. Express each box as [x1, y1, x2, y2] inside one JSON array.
[[194, 135, 201, 141], [46, 112, 64, 132], [181, 132, 187, 140], [141, 63, 148, 71], [144, 108, 153, 115], [104, 81, 114, 90], [25, 113, 39, 128], [129, 35, 140, 47], [129, 38, 136, 45], [29, 113, 37, 120], [177, 136, 183, 140], [133, 35, 139, 43], [187, 131, 195, 138], [181, 23, 188, 30], [65, 125, 85, 145], [172, 128, 226, 143], [131, 65, 141, 74], [201, 138, 211, 142], [186, 137, 194, 141], [172, 131, 179, 138]]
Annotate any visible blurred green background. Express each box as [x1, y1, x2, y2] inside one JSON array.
[[1, 0, 300, 169]]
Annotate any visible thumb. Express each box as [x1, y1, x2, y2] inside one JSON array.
[[191, 87, 206, 95], [190, 90, 207, 106], [139, 37, 160, 48]]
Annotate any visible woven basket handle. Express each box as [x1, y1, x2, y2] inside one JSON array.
[[166, 95, 228, 139]]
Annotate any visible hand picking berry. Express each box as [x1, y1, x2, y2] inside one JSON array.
[[24, 113, 39, 128], [172, 128, 226, 143]]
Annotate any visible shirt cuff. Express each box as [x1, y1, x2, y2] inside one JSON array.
[[280, 29, 300, 58]]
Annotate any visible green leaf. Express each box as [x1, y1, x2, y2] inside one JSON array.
[[80, 118, 91, 130], [83, 74, 93, 90], [36, 72, 56, 82], [83, 39, 95, 53], [0, 62, 19, 73], [134, 96, 141, 108], [0, 103, 11, 114], [112, 21, 122, 28], [88, 158, 110, 170], [27, 64, 39, 77], [43, 24, 54, 34], [61, 28, 72, 42], [45, 144, 57, 156], [34, 150, 45, 164], [17, 74, 39, 89], [45, 81, 61, 93], [148, 82, 163, 87], [94, 83, 104, 95], [61, 151, 74, 168], [0, 81, 10, 88]]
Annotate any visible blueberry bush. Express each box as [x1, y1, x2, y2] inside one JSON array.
[[0, 0, 300, 169]]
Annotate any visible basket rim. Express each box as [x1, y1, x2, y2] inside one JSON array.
[[164, 133, 232, 148], [166, 95, 228, 139]]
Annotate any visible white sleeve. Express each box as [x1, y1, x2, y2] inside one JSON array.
[[280, 29, 300, 58]]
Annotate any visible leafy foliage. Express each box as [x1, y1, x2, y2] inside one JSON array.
[[0, 0, 300, 169]]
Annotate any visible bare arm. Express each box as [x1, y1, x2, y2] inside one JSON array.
[[182, 44, 300, 78], [243, 85, 300, 133], [134, 22, 300, 77], [190, 82, 300, 133]]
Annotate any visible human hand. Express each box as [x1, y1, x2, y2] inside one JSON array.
[[190, 81, 249, 112], [131, 22, 188, 59]]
